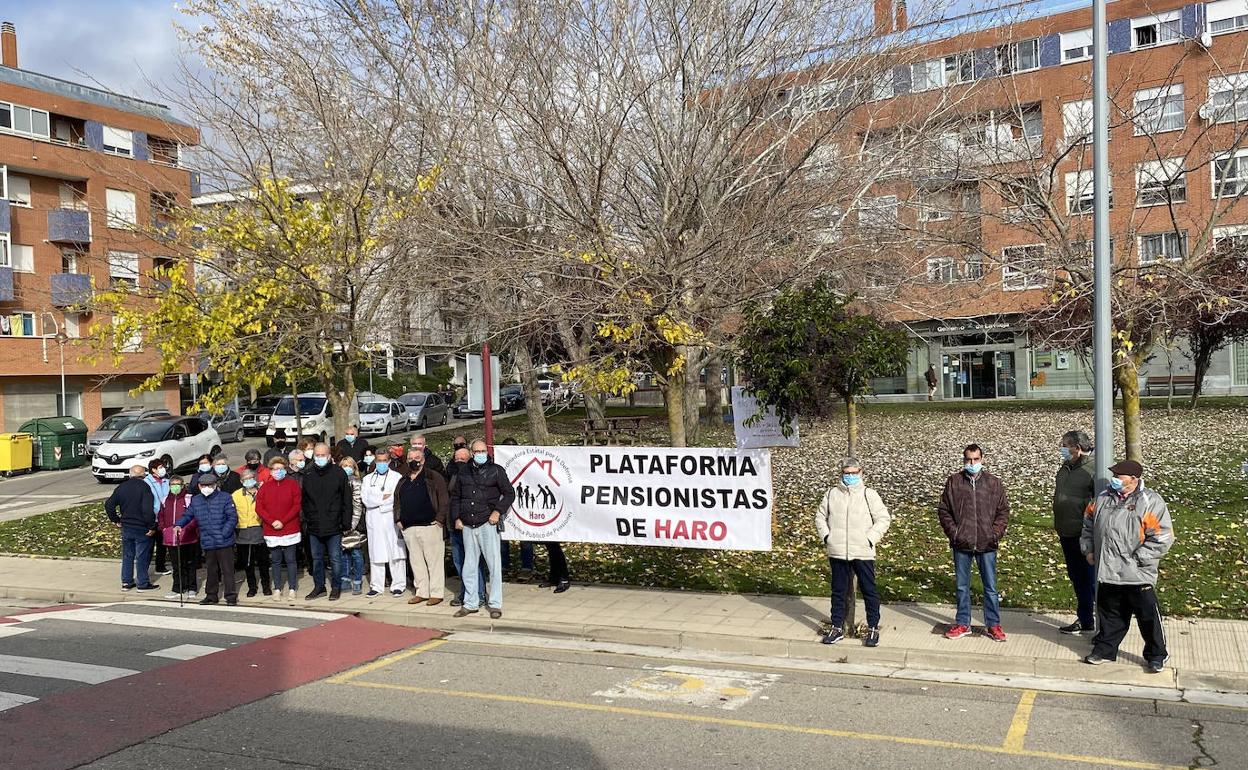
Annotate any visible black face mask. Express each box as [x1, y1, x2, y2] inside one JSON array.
[[453, 442, 466, 450], [409, 459, 423, 470], [247, 462, 260, 471]]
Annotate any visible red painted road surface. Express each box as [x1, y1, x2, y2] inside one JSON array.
[[0, 615, 441, 770]]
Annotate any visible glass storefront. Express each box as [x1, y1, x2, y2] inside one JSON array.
[[941, 350, 1017, 399]]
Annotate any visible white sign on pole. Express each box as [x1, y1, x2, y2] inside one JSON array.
[[494, 445, 773, 551], [466, 354, 501, 412], [730, 386, 799, 449]]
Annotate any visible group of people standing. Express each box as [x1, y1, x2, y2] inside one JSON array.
[[106, 429, 572, 615], [815, 431, 1176, 673]]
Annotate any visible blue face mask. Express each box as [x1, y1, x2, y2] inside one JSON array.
[[964, 462, 983, 475], [473, 452, 489, 465], [346, 434, 356, 443], [1059, 447, 1073, 461], [375, 461, 390, 474], [1109, 477, 1125, 491], [198, 463, 211, 473], [272, 468, 287, 481], [242, 478, 257, 489], [295, 460, 306, 470], [314, 456, 329, 468], [344, 466, 355, 476], [842, 473, 862, 486], [213, 463, 229, 475]]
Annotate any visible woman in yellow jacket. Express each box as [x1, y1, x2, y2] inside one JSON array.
[[233, 468, 271, 598]]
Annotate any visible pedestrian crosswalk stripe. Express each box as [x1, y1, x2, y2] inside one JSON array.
[[13, 609, 297, 639], [0, 691, 38, 711], [124, 600, 345, 622], [147, 644, 225, 661], [0, 654, 137, 684], [0, 626, 33, 639]]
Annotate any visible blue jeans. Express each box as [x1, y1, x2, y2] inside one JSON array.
[[341, 547, 365, 590], [501, 541, 535, 571], [451, 529, 486, 602], [270, 544, 298, 591], [308, 533, 343, 592], [953, 549, 1000, 627], [462, 524, 503, 610], [121, 527, 153, 587]]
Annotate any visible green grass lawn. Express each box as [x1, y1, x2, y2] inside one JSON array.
[[4, 400, 1246, 619]]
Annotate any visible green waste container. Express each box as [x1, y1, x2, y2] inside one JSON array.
[[18, 417, 89, 471]]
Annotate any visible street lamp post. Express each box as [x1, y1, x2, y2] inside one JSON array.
[[55, 331, 67, 417], [1092, 0, 1113, 487]]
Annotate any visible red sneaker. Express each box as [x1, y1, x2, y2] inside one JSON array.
[[944, 624, 971, 639], [984, 625, 1008, 643]]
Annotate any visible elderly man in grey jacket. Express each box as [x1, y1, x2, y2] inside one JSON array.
[[1081, 459, 1175, 673], [815, 457, 890, 647]]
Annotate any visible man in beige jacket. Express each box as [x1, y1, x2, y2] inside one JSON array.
[[815, 457, 891, 647]]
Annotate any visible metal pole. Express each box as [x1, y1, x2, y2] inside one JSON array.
[[58, 339, 66, 417], [1091, 0, 1113, 489], [482, 341, 494, 450]]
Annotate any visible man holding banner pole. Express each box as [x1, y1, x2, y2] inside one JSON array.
[[450, 439, 515, 619]]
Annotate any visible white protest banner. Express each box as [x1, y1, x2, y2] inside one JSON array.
[[731, 386, 799, 449], [493, 445, 773, 551]]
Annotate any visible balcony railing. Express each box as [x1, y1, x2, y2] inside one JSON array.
[[50, 273, 92, 307], [47, 209, 91, 243]]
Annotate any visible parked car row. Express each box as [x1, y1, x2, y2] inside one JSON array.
[[91, 416, 222, 483]]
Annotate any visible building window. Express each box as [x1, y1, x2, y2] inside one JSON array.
[[911, 59, 944, 92], [1, 312, 36, 337], [148, 136, 180, 166], [1207, 74, 1248, 124], [803, 144, 840, 179], [1134, 85, 1184, 135], [1213, 149, 1248, 198], [918, 189, 953, 221], [927, 256, 957, 283], [1061, 28, 1094, 62], [1136, 158, 1187, 206], [1062, 99, 1092, 144], [1138, 231, 1187, 264], [105, 188, 137, 229], [0, 233, 9, 267], [11, 244, 33, 273], [943, 52, 975, 85], [59, 182, 87, 211], [108, 251, 140, 289], [1132, 12, 1182, 49], [1002, 245, 1047, 290], [61, 249, 79, 274], [63, 314, 80, 339], [996, 39, 1040, 74], [1208, 0, 1248, 35], [857, 195, 898, 228], [0, 101, 50, 140], [1065, 170, 1112, 214], [6, 173, 30, 207], [963, 254, 985, 281], [101, 126, 133, 157]]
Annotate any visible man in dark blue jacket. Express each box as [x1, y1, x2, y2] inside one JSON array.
[[174, 472, 239, 605], [105, 464, 158, 591]]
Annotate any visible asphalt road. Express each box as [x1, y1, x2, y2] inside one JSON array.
[[0, 411, 508, 523], [4, 600, 1239, 770]]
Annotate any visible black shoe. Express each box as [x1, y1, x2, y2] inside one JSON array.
[[329, 588, 341, 601], [136, 584, 160, 592], [1083, 653, 1110, 665], [553, 581, 570, 594], [246, 588, 258, 598], [199, 597, 219, 605], [450, 597, 464, 607], [262, 589, 273, 597], [489, 608, 502, 619], [121, 583, 136, 591], [1060, 620, 1094, 635], [821, 629, 844, 645], [226, 598, 238, 606], [1146, 660, 1166, 674], [305, 588, 327, 600], [864, 627, 880, 647]]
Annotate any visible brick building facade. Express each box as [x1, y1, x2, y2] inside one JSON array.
[[0, 23, 199, 429]]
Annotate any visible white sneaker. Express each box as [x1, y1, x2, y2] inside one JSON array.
[[163, 592, 180, 600], [272, 591, 284, 602], [286, 588, 297, 600], [185, 591, 198, 600]]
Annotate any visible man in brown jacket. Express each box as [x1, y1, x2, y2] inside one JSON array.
[[937, 443, 1010, 642], [394, 446, 450, 605]]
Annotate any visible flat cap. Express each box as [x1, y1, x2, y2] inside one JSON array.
[[1108, 460, 1143, 477]]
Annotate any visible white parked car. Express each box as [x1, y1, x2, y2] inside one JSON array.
[[358, 399, 410, 436], [265, 392, 360, 446], [91, 416, 222, 483]]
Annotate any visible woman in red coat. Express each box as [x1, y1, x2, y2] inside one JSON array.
[[256, 457, 302, 601]]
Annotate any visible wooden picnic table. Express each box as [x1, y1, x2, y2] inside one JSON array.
[[581, 416, 645, 445]]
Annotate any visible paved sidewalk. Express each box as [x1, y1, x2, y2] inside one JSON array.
[[2, 554, 1245, 701]]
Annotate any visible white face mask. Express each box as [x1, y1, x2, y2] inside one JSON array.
[[200, 487, 215, 497]]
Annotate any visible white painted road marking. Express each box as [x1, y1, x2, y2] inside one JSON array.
[[13, 609, 298, 639], [124, 600, 344, 622], [593, 664, 780, 711], [0, 626, 34, 639], [147, 644, 225, 661], [0, 654, 137, 684], [0, 691, 38, 711]]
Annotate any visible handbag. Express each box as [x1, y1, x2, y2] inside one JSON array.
[[342, 529, 367, 550]]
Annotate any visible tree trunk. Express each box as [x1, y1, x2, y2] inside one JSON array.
[[845, 396, 858, 456], [324, 364, 355, 444], [701, 354, 723, 425], [662, 358, 688, 448], [1115, 363, 1142, 462], [584, 393, 606, 423], [513, 342, 550, 444], [1190, 342, 1213, 409], [555, 317, 605, 424], [681, 355, 702, 445]]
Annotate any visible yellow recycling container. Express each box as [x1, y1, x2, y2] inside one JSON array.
[[0, 432, 34, 476]]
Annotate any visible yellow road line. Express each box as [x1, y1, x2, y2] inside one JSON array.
[[324, 639, 448, 684], [334, 679, 1186, 770], [1003, 689, 1037, 750]]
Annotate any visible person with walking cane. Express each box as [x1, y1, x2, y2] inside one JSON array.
[[158, 475, 197, 599]]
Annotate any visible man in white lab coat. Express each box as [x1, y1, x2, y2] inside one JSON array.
[[360, 449, 407, 597]]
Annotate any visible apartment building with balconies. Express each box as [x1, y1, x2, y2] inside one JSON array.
[[793, 0, 1248, 400], [0, 22, 199, 428]]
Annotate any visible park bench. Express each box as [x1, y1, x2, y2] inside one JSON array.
[[1143, 374, 1197, 396], [580, 416, 644, 445]]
